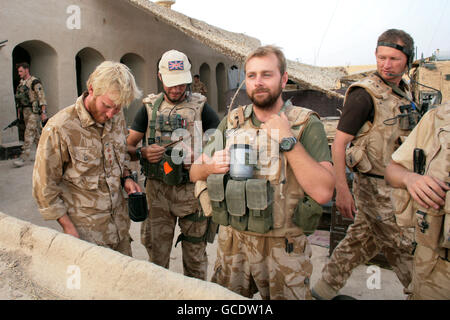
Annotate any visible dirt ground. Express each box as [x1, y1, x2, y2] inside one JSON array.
[[0, 148, 407, 300]]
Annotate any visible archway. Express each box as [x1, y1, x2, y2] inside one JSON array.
[[216, 63, 227, 113], [75, 47, 104, 96], [120, 53, 146, 125], [199, 63, 211, 102], [12, 40, 58, 140]]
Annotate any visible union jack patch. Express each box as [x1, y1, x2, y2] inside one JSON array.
[[168, 60, 184, 71]]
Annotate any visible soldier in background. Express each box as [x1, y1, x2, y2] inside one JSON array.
[[13, 62, 48, 168], [32, 61, 142, 256], [386, 102, 449, 300], [192, 74, 208, 97], [312, 29, 417, 299], [127, 50, 220, 280]]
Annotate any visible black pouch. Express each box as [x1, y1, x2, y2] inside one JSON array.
[[226, 179, 248, 231], [246, 179, 273, 234], [207, 174, 229, 226], [128, 192, 149, 222], [292, 195, 323, 235]]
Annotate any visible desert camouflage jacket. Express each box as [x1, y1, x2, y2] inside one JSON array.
[[32, 94, 131, 244]]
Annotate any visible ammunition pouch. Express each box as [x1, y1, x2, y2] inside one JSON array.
[[345, 145, 372, 173], [442, 192, 450, 249], [207, 174, 274, 234], [207, 174, 230, 226], [15, 85, 30, 107], [140, 147, 189, 186], [127, 192, 149, 222], [292, 195, 323, 236], [31, 100, 40, 114], [391, 188, 416, 227]]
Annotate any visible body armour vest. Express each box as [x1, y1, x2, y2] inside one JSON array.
[[414, 105, 449, 252], [141, 92, 206, 184], [345, 73, 414, 177], [212, 103, 318, 238], [15, 76, 41, 113]]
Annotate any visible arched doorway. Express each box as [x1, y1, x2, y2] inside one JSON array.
[[199, 63, 211, 102], [12, 40, 58, 140], [216, 63, 227, 113], [75, 47, 104, 96], [120, 53, 146, 125]]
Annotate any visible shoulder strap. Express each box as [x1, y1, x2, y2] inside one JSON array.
[[146, 94, 164, 144]]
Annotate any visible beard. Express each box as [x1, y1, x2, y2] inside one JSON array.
[[248, 83, 283, 110], [164, 88, 187, 104]]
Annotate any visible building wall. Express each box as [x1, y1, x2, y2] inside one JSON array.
[[0, 0, 234, 143]]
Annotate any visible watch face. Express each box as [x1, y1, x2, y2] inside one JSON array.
[[281, 139, 291, 151]]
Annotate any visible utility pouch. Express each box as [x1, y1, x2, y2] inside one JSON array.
[[292, 195, 323, 236], [398, 107, 420, 131], [226, 179, 248, 231], [345, 145, 372, 173], [207, 174, 229, 226], [128, 192, 149, 222], [391, 188, 416, 227], [161, 148, 185, 186], [246, 179, 273, 234], [31, 100, 40, 114], [415, 209, 445, 250]]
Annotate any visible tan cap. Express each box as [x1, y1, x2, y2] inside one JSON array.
[[158, 50, 192, 87]]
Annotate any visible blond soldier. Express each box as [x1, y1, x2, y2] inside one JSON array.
[[312, 29, 417, 300], [192, 74, 208, 97], [32, 61, 142, 256], [386, 103, 450, 300], [13, 62, 48, 168], [127, 50, 220, 279], [190, 45, 335, 300]]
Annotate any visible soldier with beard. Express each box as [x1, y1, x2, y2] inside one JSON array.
[[127, 50, 220, 280], [190, 45, 335, 300]]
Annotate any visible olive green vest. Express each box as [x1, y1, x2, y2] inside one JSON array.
[[209, 102, 321, 237]]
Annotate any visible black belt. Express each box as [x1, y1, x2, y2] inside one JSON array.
[[358, 172, 384, 180]]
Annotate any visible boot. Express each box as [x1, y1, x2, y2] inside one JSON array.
[[13, 158, 25, 168]]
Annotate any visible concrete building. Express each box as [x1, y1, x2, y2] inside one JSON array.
[[0, 0, 345, 147], [0, 0, 238, 145]]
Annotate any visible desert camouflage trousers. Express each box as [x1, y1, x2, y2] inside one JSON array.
[[141, 179, 208, 280], [21, 107, 41, 160], [211, 226, 313, 300], [411, 245, 450, 300], [322, 174, 414, 292], [72, 200, 132, 257]]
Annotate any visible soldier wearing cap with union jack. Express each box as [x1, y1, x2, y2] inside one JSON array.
[[127, 50, 220, 280]]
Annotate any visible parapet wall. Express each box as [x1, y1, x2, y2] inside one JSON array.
[[0, 212, 246, 300]]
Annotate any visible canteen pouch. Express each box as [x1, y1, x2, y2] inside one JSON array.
[[128, 192, 149, 222], [162, 148, 184, 186], [226, 179, 248, 231], [207, 174, 229, 226], [415, 208, 445, 251], [246, 179, 273, 234], [391, 188, 416, 227], [195, 180, 213, 217], [345, 145, 372, 173], [293, 195, 323, 236]]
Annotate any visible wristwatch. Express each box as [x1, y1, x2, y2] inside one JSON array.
[[121, 172, 137, 188], [279, 137, 297, 152], [135, 147, 142, 161]]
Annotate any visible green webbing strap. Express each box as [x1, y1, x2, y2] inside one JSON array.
[[174, 212, 208, 247], [148, 95, 165, 144]]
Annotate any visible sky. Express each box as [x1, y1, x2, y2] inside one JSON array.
[[172, 0, 450, 67]]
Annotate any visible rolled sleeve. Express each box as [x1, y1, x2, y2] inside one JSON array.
[[32, 124, 68, 220]]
